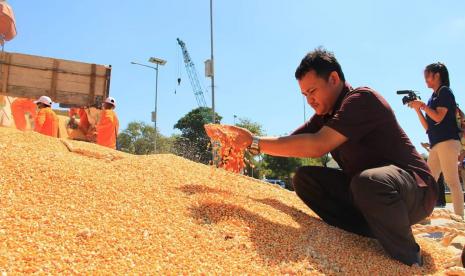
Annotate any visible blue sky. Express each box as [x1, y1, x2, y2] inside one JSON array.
[[5, 1, 465, 153]]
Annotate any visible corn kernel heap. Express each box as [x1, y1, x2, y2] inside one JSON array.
[[204, 124, 247, 173], [0, 127, 463, 274]]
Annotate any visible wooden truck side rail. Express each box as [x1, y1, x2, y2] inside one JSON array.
[[0, 51, 111, 107]]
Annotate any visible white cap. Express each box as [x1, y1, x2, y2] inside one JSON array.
[[34, 96, 52, 106], [104, 96, 116, 107]]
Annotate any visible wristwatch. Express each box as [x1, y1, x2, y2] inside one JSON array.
[[248, 136, 260, 155]]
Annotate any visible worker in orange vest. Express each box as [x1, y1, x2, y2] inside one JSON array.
[[96, 97, 119, 149], [11, 97, 36, 130], [34, 96, 58, 137], [69, 107, 90, 135]]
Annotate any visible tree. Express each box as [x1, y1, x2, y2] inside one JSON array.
[[235, 118, 265, 136], [174, 107, 222, 164], [301, 155, 334, 167], [117, 121, 173, 154], [301, 157, 323, 166], [319, 154, 332, 167], [262, 155, 302, 190]]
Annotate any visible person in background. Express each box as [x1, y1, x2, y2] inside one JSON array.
[[409, 62, 463, 218], [435, 173, 447, 208], [11, 97, 36, 130], [96, 97, 119, 149], [459, 150, 465, 192], [69, 107, 90, 135], [34, 96, 58, 137], [421, 142, 447, 207]]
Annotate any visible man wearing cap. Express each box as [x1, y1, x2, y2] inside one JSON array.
[[96, 97, 119, 149], [34, 96, 58, 137], [11, 97, 36, 131], [69, 107, 90, 135]]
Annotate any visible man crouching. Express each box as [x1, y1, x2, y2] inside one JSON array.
[[222, 48, 438, 266]]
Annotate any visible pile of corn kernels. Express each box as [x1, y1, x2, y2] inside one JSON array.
[[0, 127, 461, 274]]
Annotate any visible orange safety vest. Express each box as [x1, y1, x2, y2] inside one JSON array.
[[34, 107, 58, 137], [11, 98, 36, 131], [69, 108, 90, 133], [96, 109, 119, 149]]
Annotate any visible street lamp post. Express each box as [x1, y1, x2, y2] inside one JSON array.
[[209, 0, 215, 124], [131, 57, 166, 153], [209, 0, 217, 164]]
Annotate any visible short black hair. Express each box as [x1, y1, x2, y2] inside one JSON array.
[[425, 62, 450, 87], [295, 47, 345, 82]]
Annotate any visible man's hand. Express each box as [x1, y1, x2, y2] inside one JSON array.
[[224, 125, 254, 149], [204, 124, 253, 149], [408, 100, 426, 111], [68, 118, 78, 129]]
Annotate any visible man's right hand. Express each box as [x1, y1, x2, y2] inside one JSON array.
[[204, 124, 254, 149], [222, 125, 253, 149]]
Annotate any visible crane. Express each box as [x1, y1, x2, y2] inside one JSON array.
[[176, 38, 208, 108]]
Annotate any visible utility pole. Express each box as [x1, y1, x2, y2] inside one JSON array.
[[148, 57, 167, 153], [209, 0, 217, 164], [131, 57, 166, 153], [210, 0, 215, 124]]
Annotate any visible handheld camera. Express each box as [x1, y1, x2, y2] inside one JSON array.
[[396, 90, 421, 105]]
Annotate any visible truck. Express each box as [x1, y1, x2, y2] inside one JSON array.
[[0, 51, 111, 107], [0, 51, 112, 138]]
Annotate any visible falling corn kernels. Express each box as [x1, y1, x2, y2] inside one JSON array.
[[204, 124, 248, 173]]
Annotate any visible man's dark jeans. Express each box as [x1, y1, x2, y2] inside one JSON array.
[[293, 165, 430, 265]]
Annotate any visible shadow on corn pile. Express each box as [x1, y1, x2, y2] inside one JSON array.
[[182, 183, 437, 275]]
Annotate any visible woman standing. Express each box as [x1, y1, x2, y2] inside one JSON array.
[[409, 62, 463, 217]]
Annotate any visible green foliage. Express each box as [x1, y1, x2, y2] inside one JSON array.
[[301, 155, 333, 167], [117, 121, 173, 154], [235, 118, 265, 136], [262, 155, 302, 190], [300, 157, 323, 166], [174, 107, 222, 164], [260, 155, 333, 190], [319, 154, 332, 167]]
